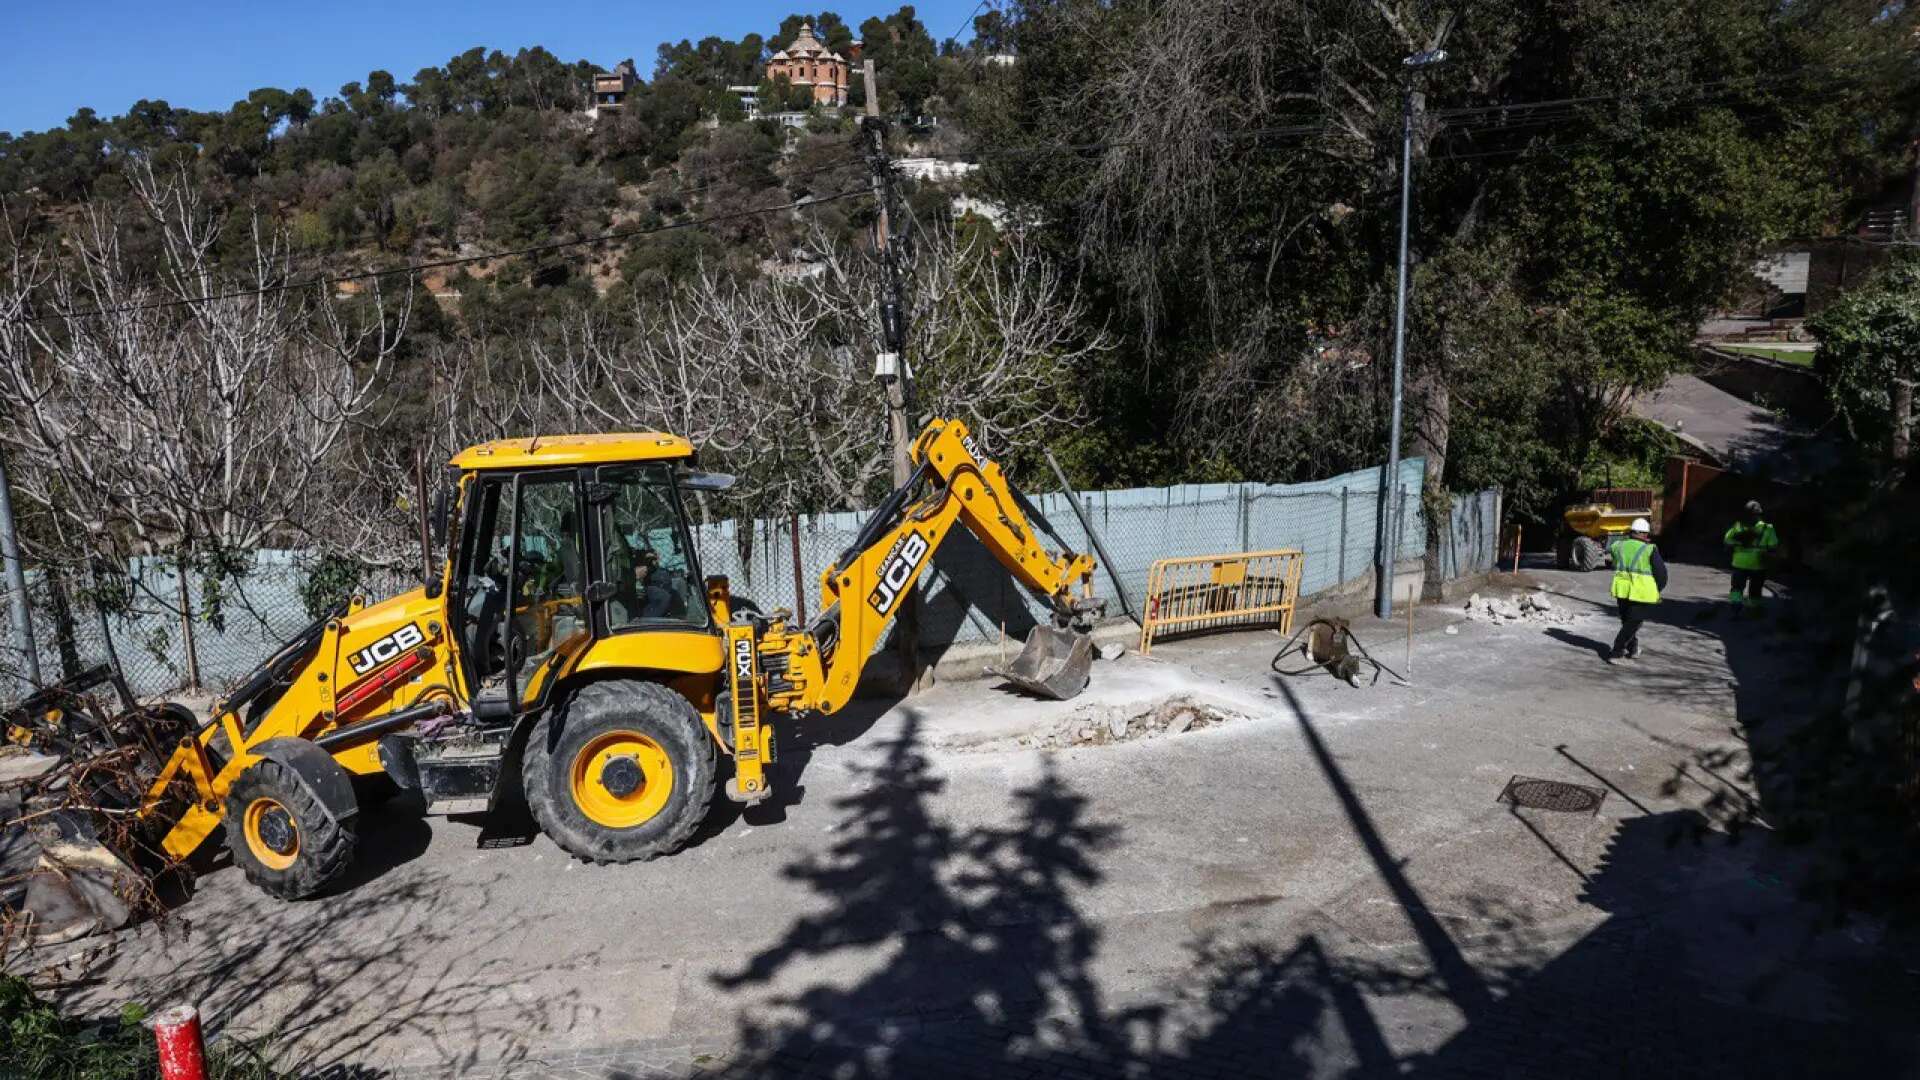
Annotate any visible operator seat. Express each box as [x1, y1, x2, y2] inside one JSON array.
[[556, 509, 584, 597], [603, 521, 638, 626], [463, 575, 507, 680]]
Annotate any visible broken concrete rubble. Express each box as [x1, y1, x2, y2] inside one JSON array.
[[1012, 694, 1247, 751], [1463, 589, 1575, 626]]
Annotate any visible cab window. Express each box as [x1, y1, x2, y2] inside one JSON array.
[[597, 465, 705, 630]]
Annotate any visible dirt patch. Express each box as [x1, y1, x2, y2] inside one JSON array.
[[1003, 694, 1250, 751]]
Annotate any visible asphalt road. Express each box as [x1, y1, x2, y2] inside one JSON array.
[[38, 561, 1920, 1078]]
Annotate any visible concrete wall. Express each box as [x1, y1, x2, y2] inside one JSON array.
[[1692, 346, 1827, 422], [1807, 242, 1891, 314]]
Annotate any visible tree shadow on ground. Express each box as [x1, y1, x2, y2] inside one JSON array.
[[1403, 567, 1918, 1076], [706, 708, 1421, 1078], [696, 618, 1914, 1079], [33, 854, 599, 1077], [712, 709, 1123, 1075]]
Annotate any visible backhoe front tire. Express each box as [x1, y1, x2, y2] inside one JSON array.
[[223, 760, 357, 900], [523, 681, 716, 864]]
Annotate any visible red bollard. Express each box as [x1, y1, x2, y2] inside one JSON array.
[[151, 1004, 209, 1080]]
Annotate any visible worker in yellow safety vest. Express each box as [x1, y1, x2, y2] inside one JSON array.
[[1723, 500, 1779, 615], [1606, 518, 1667, 663]]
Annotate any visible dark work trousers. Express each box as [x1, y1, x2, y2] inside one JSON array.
[[1731, 568, 1766, 602], [1612, 598, 1651, 657]]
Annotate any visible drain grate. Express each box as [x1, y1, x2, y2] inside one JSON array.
[[1499, 775, 1606, 815]]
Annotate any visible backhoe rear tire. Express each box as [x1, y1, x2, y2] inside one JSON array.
[[224, 760, 357, 900], [1570, 536, 1605, 572], [523, 680, 716, 864]]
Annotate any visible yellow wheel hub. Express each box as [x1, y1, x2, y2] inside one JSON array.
[[569, 730, 674, 829], [243, 797, 300, 871]]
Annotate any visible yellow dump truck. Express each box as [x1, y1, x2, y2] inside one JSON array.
[[1557, 488, 1658, 571]]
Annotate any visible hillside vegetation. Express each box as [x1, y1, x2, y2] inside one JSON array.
[[0, 0, 1915, 589]]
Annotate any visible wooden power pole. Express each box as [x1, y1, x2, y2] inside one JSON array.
[[861, 59, 927, 692]]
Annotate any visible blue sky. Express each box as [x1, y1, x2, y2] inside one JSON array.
[[2, 0, 985, 135]]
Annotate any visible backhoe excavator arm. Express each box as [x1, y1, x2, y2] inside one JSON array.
[[718, 418, 1101, 802]]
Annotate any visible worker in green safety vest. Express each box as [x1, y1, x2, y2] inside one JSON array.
[[1606, 518, 1667, 663], [1723, 500, 1779, 615]]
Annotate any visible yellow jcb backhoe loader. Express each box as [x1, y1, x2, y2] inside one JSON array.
[[118, 417, 1101, 901]]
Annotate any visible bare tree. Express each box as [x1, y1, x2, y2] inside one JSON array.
[[0, 163, 414, 580], [519, 224, 1107, 517]]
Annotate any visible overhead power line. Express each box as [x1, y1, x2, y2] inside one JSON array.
[[10, 188, 873, 324], [946, 0, 993, 48], [903, 120, 1335, 163], [646, 139, 864, 205], [1434, 55, 1908, 126], [908, 54, 1906, 166]]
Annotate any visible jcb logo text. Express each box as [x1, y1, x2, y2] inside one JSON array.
[[347, 623, 425, 675], [867, 533, 930, 615]]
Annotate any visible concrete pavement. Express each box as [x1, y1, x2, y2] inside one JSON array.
[[28, 560, 1919, 1077]]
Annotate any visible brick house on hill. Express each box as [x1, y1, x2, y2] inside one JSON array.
[[766, 22, 849, 107]]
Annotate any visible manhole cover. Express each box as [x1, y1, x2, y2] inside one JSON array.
[[1499, 775, 1606, 814]]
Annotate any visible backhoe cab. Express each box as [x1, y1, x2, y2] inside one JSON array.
[[133, 418, 1101, 900]]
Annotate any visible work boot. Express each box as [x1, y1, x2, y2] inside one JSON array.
[[1627, 640, 1641, 659]]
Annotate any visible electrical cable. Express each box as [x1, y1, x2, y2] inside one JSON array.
[[902, 120, 1336, 163], [1271, 617, 1406, 687], [10, 188, 873, 324], [642, 139, 863, 205], [946, 0, 993, 51], [910, 54, 1906, 165]]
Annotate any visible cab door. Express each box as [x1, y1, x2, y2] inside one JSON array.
[[589, 463, 709, 635], [491, 468, 587, 707]]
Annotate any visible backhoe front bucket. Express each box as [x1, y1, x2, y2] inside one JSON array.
[[3, 808, 145, 945], [991, 626, 1093, 700]]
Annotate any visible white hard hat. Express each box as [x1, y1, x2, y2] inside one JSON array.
[[1630, 517, 1651, 534]]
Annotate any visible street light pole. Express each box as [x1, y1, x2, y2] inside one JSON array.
[[1374, 48, 1446, 620]]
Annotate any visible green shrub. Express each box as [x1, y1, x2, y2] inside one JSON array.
[[1, 975, 281, 1080]]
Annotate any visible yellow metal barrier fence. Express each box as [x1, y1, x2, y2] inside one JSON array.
[[1139, 549, 1304, 655]]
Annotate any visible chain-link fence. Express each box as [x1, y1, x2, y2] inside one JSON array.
[[0, 552, 417, 701], [2, 457, 1498, 702], [695, 457, 1497, 652]]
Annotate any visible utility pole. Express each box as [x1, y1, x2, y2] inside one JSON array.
[[861, 59, 925, 690], [862, 60, 916, 474], [1374, 47, 1448, 620], [0, 449, 40, 692]]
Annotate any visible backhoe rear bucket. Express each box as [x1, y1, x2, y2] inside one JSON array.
[[991, 626, 1093, 700]]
